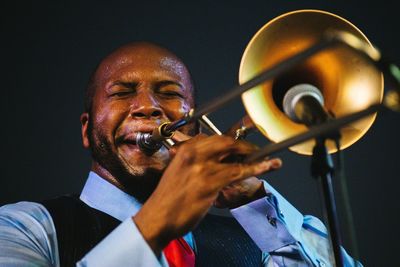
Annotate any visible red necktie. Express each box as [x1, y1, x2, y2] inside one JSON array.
[[163, 237, 195, 267]]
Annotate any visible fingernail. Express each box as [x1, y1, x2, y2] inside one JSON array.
[[271, 158, 282, 168]]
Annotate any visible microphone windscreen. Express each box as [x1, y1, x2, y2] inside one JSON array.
[[283, 83, 324, 122]]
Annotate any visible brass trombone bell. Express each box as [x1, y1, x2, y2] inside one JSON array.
[[239, 9, 384, 155]]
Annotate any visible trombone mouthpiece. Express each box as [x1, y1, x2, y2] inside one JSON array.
[[136, 122, 176, 155], [136, 132, 163, 156]]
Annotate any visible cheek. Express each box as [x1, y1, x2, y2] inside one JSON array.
[[162, 100, 192, 120], [161, 101, 196, 135], [92, 102, 128, 136], [181, 101, 191, 113]]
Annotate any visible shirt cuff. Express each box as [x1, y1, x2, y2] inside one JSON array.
[[230, 180, 304, 252], [77, 218, 168, 267]]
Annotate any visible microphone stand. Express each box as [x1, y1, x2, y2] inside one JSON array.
[[311, 137, 343, 267], [243, 104, 387, 267]]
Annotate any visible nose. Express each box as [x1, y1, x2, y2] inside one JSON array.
[[130, 90, 163, 119]]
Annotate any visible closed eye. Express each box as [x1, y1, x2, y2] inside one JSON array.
[[159, 91, 184, 98], [108, 81, 137, 98], [110, 91, 133, 97], [157, 81, 185, 99]]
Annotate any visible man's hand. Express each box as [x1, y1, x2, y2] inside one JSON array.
[[171, 130, 282, 209], [133, 134, 280, 256], [214, 158, 282, 209], [213, 114, 282, 209]]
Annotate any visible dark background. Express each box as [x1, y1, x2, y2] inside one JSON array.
[[2, 1, 399, 266]]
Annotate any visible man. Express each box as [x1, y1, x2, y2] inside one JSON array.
[[0, 42, 358, 266]]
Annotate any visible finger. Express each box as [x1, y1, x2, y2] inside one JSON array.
[[173, 135, 259, 163], [213, 191, 230, 209], [172, 135, 235, 161], [263, 157, 282, 170], [217, 140, 260, 163], [216, 157, 283, 184], [171, 130, 193, 142], [169, 133, 207, 156], [191, 135, 258, 160]]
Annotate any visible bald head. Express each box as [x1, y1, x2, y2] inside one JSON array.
[[85, 42, 194, 113]]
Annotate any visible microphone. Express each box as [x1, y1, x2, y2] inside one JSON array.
[[283, 83, 331, 126]]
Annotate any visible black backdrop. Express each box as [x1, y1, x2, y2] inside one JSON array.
[[2, 1, 399, 266]]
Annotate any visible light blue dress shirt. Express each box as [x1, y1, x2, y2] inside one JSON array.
[[0, 172, 360, 266]]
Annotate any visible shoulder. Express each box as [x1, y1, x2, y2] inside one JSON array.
[[0, 202, 60, 266], [1, 201, 52, 221], [0, 201, 56, 239]]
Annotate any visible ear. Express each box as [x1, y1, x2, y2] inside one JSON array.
[[80, 112, 90, 149]]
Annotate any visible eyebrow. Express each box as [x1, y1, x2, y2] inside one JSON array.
[[155, 80, 184, 90]]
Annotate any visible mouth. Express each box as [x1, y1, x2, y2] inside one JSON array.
[[114, 125, 170, 169], [116, 127, 156, 150]]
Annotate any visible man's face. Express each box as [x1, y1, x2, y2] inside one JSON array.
[[82, 44, 194, 186]]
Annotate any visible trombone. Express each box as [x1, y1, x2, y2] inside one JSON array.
[[137, 9, 399, 158], [137, 9, 400, 267]]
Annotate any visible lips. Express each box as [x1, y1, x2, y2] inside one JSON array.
[[119, 133, 138, 145], [115, 125, 158, 147]]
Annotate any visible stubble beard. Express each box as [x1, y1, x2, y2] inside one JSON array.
[[87, 118, 169, 203]]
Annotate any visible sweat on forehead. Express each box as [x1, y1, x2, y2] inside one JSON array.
[[97, 42, 190, 81], [84, 42, 195, 112]]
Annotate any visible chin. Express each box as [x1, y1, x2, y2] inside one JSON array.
[[124, 161, 166, 177], [115, 163, 165, 203], [118, 146, 170, 176]]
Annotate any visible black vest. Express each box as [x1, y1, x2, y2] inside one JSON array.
[[41, 195, 262, 267]]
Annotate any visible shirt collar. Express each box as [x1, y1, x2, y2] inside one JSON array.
[[79, 171, 142, 221], [79, 171, 196, 250]]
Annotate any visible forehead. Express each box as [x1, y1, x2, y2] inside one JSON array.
[[97, 45, 192, 85]]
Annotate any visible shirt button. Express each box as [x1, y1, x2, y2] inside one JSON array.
[[266, 215, 277, 227]]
